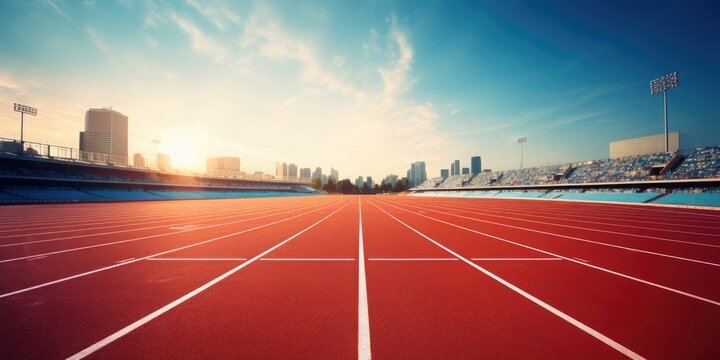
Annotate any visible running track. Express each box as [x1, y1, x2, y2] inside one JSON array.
[[1, 195, 719, 359]]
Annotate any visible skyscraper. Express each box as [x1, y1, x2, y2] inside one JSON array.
[[462, 167, 469, 175], [471, 156, 482, 174], [288, 163, 298, 180], [366, 176, 374, 188], [312, 167, 322, 180], [276, 162, 288, 180], [300, 168, 311, 180], [407, 161, 427, 188], [330, 167, 339, 183], [81, 108, 128, 164], [383, 174, 398, 185], [451, 160, 460, 176], [355, 176, 364, 188], [440, 169, 449, 178]]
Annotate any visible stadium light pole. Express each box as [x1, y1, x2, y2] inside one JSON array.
[[516, 136, 527, 169], [13, 103, 37, 148], [650, 72, 678, 152]]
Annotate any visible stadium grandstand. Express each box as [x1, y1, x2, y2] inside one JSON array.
[[410, 146, 720, 207], [0, 138, 318, 204]]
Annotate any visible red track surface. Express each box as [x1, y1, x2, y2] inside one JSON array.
[[1, 195, 719, 359]]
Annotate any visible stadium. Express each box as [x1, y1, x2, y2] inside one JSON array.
[[2, 1, 720, 360]]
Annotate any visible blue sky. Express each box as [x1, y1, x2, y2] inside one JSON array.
[[1, 0, 718, 180]]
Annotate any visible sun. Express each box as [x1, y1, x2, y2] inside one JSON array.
[[161, 133, 203, 172]]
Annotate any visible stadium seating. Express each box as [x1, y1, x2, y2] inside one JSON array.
[[667, 146, 720, 179], [493, 191, 548, 199], [5, 188, 102, 201], [498, 165, 568, 186], [564, 152, 672, 183]]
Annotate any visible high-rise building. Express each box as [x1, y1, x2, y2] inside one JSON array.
[[276, 162, 288, 180], [367, 176, 374, 188], [451, 160, 460, 176], [462, 167, 470, 175], [330, 167, 339, 183], [440, 169, 449, 178], [81, 108, 128, 165], [288, 163, 298, 180], [322, 174, 328, 184], [312, 167, 322, 180], [406, 161, 427, 188], [471, 156, 482, 174], [300, 167, 312, 180], [355, 176, 364, 188], [207, 157, 241, 177], [157, 153, 171, 171], [133, 153, 145, 168], [383, 174, 398, 185]]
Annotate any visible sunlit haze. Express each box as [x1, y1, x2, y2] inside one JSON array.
[[1, 0, 719, 180]]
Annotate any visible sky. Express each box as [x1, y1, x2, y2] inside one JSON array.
[[1, 0, 719, 181]]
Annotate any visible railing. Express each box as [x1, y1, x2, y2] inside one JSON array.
[[0, 137, 130, 167]]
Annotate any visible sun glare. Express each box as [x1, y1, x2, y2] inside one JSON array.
[[162, 133, 203, 172]]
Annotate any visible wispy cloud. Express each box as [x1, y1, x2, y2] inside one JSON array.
[[86, 27, 111, 56], [45, 0, 74, 22], [185, 0, 240, 30], [167, 11, 228, 63]]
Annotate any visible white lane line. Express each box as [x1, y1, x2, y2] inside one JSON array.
[[409, 201, 720, 248], [26, 255, 48, 261], [573, 257, 590, 263], [0, 201, 330, 262], [147, 258, 247, 261], [368, 258, 458, 261], [115, 258, 136, 264], [66, 200, 351, 360], [373, 198, 720, 307], [0, 201, 310, 248], [0, 199, 348, 299], [358, 197, 371, 360], [369, 199, 645, 360], [384, 200, 720, 267], [259, 258, 355, 261], [168, 225, 202, 231], [471, 257, 562, 261]]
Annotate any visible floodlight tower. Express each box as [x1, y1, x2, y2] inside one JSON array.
[[516, 136, 527, 169], [650, 72, 678, 152], [13, 103, 37, 147]]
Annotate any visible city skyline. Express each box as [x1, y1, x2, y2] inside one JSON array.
[[1, 1, 719, 182]]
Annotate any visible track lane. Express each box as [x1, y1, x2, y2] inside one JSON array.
[[363, 196, 632, 359], [368, 196, 720, 359]]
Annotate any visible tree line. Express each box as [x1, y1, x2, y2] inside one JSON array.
[[309, 177, 408, 194]]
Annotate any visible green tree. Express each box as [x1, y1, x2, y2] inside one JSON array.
[[392, 179, 406, 192], [310, 177, 322, 190]]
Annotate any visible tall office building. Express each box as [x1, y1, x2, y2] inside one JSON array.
[[355, 176, 364, 188], [462, 167, 470, 175], [322, 174, 328, 184], [276, 162, 288, 180], [207, 157, 241, 177], [330, 167, 339, 183], [407, 161, 427, 188], [451, 160, 460, 176], [440, 169, 449, 178], [312, 167, 323, 180], [366, 176, 374, 188], [300, 168, 312, 180], [383, 174, 398, 185], [81, 108, 128, 164], [288, 163, 298, 180], [471, 156, 482, 174]]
